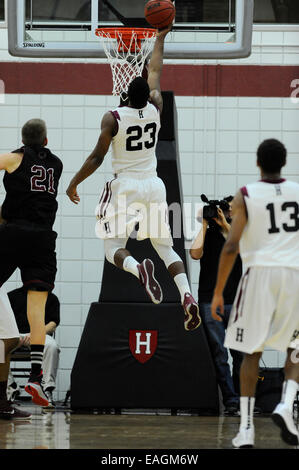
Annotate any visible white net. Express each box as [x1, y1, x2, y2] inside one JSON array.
[[96, 29, 156, 101]]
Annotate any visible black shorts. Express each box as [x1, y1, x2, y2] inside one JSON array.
[[0, 222, 57, 291]]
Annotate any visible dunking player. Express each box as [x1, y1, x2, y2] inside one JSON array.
[[66, 26, 201, 331], [0, 119, 63, 407], [211, 139, 299, 448]]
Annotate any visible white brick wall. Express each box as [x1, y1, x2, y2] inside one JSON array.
[[1, 29, 299, 400]]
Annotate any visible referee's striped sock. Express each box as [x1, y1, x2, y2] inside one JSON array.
[[30, 345, 44, 377]]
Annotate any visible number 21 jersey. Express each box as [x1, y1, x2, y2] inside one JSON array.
[[110, 102, 161, 175], [2, 146, 63, 229], [240, 179, 299, 270]]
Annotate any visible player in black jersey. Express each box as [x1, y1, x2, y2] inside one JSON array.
[[0, 119, 62, 409]]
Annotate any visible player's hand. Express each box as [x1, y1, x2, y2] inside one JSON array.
[[157, 23, 173, 38], [66, 185, 80, 204], [211, 293, 224, 322]]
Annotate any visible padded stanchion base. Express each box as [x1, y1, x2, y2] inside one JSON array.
[[71, 302, 219, 413]]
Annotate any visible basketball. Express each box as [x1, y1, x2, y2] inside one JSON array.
[[144, 0, 176, 29]]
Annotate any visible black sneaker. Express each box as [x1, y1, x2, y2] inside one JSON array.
[[0, 400, 32, 420], [25, 372, 49, 407], [7, 381, 20, 402], [224, 403, 239, 416]]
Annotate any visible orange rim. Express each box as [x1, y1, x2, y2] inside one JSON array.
[[95, 27, 157, 52]]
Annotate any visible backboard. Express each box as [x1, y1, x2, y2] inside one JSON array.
[[8, 0, 253, 59]]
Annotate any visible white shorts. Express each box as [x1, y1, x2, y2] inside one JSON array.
[[95, 173, 173, 246], [0, 286, 19, 339], [224, 266, 299, 354]]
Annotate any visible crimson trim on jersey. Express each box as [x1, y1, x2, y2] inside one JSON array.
[[98, 182, 110, 219], [99, 179, 115, 219], [233, 268, 250, 323], [260, 178, 286, 184], [240, 186, 249, 197]]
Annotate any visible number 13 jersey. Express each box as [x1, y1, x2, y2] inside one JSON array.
[[110, 102, 161, 176], [240, 179, 299, 270]]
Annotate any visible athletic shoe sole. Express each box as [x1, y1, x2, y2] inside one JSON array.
[[233, 444, 254, 449], [25, 383, 49, 407], [0, 410, 15, 420], [0, 409, 32, 420], [13, 411, 32, 420], [138, 259, 163, 304], [271, 412, 299, 446], [184, 302, 201, 331]]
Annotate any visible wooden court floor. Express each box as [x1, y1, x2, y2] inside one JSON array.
[[0, 404, 298, 450]]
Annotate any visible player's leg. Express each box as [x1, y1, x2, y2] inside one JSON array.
[[232, 351, 262, 448], [270, 268, 299, 445], [271, 347, 299, 446], [41, 334, 60, 409], [0, 288, 31, 420], [150, 239, 201, 330], [104, 238, 163, 305], [200, 302, 239, 414], [24, 290, 50, 406], [22, 228, 57, 407]]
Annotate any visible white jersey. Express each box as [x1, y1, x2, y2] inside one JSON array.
[[240, 179, 299, 270], [110, 102, 161, 176]]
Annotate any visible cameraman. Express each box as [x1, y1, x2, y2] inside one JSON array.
[[190, 197, 243, 415]]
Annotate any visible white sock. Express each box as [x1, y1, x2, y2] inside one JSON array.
[[123, 256, 139, 278], [281, 380, 298, 411], [173, 273, 191, 303], [240, 396, 255, 430]]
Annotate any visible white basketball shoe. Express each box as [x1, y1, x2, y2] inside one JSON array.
[[232, 427, 255, 448], [271, 403, 299, 446]]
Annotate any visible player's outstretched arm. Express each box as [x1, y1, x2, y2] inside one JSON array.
[[66, 112, 116, 204], [147, 24, 172, 112], [211, 190, 248, 321]]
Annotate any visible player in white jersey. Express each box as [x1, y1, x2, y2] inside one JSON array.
[[211, 139, 299, 448], [66, 26, 201, 332]]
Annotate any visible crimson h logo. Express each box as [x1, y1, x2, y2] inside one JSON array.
[[129, 330, 158, 363], [236, 328, 244, 342]]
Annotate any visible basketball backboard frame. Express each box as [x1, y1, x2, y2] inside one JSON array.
[[8, 0, 254, 59]]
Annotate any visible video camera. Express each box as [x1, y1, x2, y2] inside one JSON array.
[[201, 194, 233, 221]]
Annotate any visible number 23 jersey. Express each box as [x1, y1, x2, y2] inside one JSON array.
[[240, 179, 299, 270], [110, 102, 161, 175], [2, 146, 63, 229]]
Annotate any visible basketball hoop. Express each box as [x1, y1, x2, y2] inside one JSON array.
[[95, 27, 157, 101]]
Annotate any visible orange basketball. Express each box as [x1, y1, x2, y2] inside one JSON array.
[[145, 0, 176, 30]]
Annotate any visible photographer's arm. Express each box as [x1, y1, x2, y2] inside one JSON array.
[[190, 218, 208, 260], [213, 208, 231, 239]]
